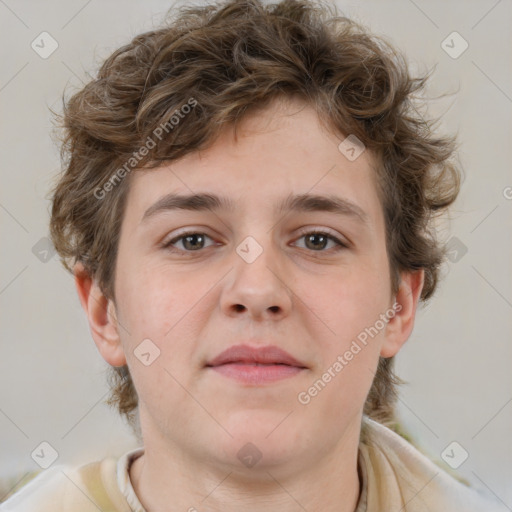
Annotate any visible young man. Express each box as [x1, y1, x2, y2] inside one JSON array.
[[2, 0, 506, 510]]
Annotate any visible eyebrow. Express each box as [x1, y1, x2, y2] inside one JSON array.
[[141, 192, 369, 226]]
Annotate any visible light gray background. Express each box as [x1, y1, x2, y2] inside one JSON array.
[[1, 0, 511, 506]]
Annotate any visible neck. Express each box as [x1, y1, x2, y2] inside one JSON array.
[[129, 423, 363, 512]]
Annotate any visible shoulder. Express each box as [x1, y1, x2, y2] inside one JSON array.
[[361, 417, 507, 512], [0, 457, 130, 512]]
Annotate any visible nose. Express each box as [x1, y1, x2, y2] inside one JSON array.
[[219, 236, 293, 321]]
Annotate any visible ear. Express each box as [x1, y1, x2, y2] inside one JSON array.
[[74, 263, 127, 367], [380, 269, 425, 358]]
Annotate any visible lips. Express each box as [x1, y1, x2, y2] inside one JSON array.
[[205, 344, 307, 385], [206, 344, 307, 368]]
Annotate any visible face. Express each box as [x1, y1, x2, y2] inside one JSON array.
[[100, 98, 413, 472]]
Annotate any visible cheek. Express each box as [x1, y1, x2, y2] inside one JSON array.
[[116, 263, 215, 381], [116, 267, 206, 411], [298, 278, 388, 415], [306, 263, 390, 342], [117, 261, 196, 336]]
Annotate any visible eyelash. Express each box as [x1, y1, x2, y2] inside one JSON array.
[[162, 228, 348, 255]]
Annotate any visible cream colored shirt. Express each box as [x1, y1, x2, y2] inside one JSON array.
[[1, 418, 506, 511]]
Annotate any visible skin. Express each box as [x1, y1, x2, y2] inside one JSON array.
[[75, 97, 424, 512]]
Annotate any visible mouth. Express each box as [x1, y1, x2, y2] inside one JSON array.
[[205, 344, 308, 385]]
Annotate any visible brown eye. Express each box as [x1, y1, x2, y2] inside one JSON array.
[[304, 233, 329, 250], [164, 232, 215, 252], [294, 230, 347, 252]]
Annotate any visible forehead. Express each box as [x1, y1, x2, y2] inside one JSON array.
[[124, 98, 383, 227]]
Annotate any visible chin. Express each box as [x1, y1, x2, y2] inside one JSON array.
[[216, 410, 304, 466]]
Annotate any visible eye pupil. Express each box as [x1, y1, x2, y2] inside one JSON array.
[[305, 233, 328, 250], [183, 233, 204, 250]]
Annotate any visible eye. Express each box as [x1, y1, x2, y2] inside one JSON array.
[[163, 231, 216, 252], [293, 229, 348, 252], [162, 229, 348, 254]]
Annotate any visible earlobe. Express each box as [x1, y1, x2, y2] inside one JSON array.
[[380, 269, 425, 358], [73, 263, 127, 367]]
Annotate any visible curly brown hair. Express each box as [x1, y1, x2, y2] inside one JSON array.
[[49, 0, 461, 438]]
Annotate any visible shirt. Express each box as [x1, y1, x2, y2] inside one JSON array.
[[1, 417, 506, 511]]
